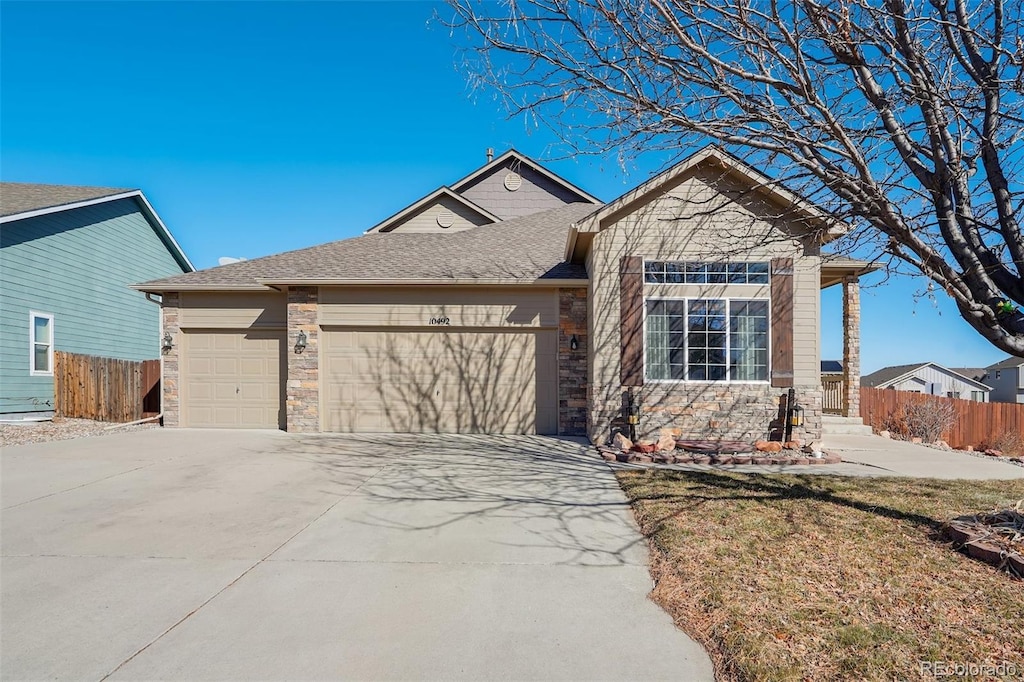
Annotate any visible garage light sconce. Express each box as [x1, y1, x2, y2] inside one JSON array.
[[569, 335, 579, 351], [294, 330, 308, 354], [161, 332, 174, 353]]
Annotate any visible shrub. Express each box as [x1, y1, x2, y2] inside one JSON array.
[[991, 429, 1024, 456], [904, 400, 957, 443]]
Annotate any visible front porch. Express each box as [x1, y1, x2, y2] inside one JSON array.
[[821, 257, 878, 417]]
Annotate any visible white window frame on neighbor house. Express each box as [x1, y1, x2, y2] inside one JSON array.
[[643, 296, 772, 384], [29, 311, 55, 376]]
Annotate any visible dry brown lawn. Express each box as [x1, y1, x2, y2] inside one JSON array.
[[617, 470, 1024, 681]]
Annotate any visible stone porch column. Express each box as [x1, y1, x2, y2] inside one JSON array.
[[842, 276, 861, 418], [286, 286, 319, 432]]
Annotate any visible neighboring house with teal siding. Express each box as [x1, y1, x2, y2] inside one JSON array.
[[0, 183, 193, 416]]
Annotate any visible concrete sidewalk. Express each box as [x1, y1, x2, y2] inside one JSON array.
[[1, 430, 714, 681], [824, 433, 1024, 479]]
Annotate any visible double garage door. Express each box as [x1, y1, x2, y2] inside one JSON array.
[[320, 328, 557, 433]]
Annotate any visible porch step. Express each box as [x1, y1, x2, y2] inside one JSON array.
[[820, 415, 874, 436]]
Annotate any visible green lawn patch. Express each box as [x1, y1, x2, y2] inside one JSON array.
[[617, 470, 1024, 681]]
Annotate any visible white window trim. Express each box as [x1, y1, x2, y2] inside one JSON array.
[[642, 295, 772, 384], [643, 259, 772, 286], [29, 311, 55, 376]]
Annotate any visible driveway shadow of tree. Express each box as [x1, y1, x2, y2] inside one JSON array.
[[273, 433, 653, 566]]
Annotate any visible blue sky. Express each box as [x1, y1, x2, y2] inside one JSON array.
[[1, 1, 1010, 373]]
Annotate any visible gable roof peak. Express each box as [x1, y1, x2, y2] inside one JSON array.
[[451, 148, 601, 204]]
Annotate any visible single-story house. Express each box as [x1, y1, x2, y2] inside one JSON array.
[[984, 356, 1024, 403], [862, 362, 990, 402], [136, 147, 874, 443], [1, 183, 193, 416]]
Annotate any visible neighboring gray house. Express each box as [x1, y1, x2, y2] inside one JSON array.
[[0, 183, 193, 416], [862, 362, 990, 402], [985, 356, 1024, 404]]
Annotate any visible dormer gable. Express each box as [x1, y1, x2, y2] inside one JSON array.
[[365, 188, 499, 234]]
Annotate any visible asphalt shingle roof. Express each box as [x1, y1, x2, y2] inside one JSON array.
[[138, 202, 596, 290], [862, 363, 928, 387], [1, 182, 134, 217], [986, 356, 1024, 370]]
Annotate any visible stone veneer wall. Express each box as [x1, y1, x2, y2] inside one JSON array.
[[636, 384, 823, 443], [286, 286, 319, 432], [843, 277, 861, 418], [558, 288, 588, 436], [161, 292, 181, 427]]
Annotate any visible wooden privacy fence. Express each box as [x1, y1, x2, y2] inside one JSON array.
[[860, 386, 1024, 450], [54, 351, 160, 423]]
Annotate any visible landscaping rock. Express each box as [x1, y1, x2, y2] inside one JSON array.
[[656, 432, 677, 452], [932, 440, 951, 450], [692, 455, 712, 465], [755, 440, 783, 453], [612, 432, 633, 452], [791, 457, 810, 465], [965, 445, 974, 452], [878, 430, 891, 439], [711, 455, 734, 465], [966, 541, 1003, 565], [750, 456, 771, 465], [615, 452, 631, 463], [732, 455, 752, 465], [652, 453, 674, 464], [673, 454, 693, 464], [911, 437, 923, 444], [984, 448, 1003, 457], [600, 451, 618, 462], [629, 453, 654, 464]]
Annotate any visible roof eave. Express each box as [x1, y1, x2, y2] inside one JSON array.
[[130, 283, 271, 293], [256, 278, 589, 287]]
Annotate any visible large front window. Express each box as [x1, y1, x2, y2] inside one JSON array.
[[646, 299, 768, 381]]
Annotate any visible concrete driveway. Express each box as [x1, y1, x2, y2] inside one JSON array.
[[1, 430, 713, 681]]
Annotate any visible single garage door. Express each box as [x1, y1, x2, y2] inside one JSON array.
[[181, 330, 285, 428], [321, 328, 557, 434]]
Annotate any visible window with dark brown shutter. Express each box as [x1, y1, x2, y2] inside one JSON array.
[[770, 257, 794, 387], [620, 256, 644, 386]]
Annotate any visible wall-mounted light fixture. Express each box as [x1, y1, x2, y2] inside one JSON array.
[[161, 332, 174, 352], [294, 330, 308, 354], [569, 334, 579, 351]]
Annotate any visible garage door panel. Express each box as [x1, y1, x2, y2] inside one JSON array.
[[322, 328, 556, 434], [182, 330, 284, 429]]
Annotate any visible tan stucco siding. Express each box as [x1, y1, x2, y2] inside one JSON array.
[[383, 195, 492, 233], [319, 286, 559, 328], [178, 292, 287, 329], [586, 168, 821, 442]]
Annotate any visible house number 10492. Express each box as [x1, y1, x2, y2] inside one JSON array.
[[429, 317, 451, 326]]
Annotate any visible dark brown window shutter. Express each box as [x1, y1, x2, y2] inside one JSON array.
[[770, 257, 794, 387], [620, 256, 644, 386]]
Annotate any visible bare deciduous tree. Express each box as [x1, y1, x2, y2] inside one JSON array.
[[446, 0, 1024, 355]]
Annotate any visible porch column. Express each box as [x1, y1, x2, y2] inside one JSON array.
[[286, 286, 320, 432], [842, 276, 861, 418]]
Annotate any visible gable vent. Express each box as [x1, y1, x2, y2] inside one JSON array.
[[436, 211, 455, 228], [503, 172, 522, 191]]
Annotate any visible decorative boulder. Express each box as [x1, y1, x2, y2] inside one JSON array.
[[632, 440, 658, 454], [878, 430, 891, 439], [782, 441, 801, 450], [612, 432, 633, 452], [910, 437, 923, 444], [755, 440, 783, 453], [657, 432, 677, 452]]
